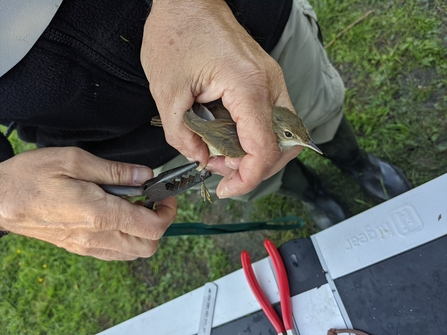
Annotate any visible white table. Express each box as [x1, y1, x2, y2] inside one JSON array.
[[99, 174, 447, 335]]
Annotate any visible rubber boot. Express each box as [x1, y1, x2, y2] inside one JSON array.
[[278, 159, 350, 230], [318, 116, 412, 202]]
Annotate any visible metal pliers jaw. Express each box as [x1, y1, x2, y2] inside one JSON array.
[[100, 162, 212, 209]]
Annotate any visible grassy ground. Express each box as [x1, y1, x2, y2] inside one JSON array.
[[1, 0, 446, 334]]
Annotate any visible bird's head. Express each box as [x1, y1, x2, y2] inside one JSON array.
[[272, 106, 323, 154]]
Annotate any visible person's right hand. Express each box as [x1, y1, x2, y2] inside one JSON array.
[[141, 0, 301, 199], [0, 147, 177, 261]]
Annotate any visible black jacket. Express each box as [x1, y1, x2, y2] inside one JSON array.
[[0, 0, 291, 168]]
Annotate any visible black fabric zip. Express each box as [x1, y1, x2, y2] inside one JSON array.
[[43, 27, 149, 88]]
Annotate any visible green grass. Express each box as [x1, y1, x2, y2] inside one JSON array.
[[1, 236, 141, 334], [0, 232, 230, 334], [1, 0, 447, 333]]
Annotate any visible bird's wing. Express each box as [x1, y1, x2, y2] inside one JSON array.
[[184, 110, 246, 158]]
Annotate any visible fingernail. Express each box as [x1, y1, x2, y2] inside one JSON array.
[[217, 172, 236, 198], [186, 157, 206, 171], [133, 167, 152, 184], [225, 158, 241, 170], [217, 187, 229, 199]]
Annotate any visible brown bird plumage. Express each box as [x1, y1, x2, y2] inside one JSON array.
[[183, 104, 246, 157], [151, 103, 322, 158]]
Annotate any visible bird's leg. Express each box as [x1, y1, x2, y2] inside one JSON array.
[[200, 168, 212, 203]]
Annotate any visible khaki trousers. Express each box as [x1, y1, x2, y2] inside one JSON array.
[[155, 0, 345, 201]]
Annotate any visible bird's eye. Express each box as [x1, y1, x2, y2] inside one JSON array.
[[284, 131, 293, 138]]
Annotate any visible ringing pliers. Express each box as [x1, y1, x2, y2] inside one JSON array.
[[241, 239, 297, 335], [100, 161, 212, 209]]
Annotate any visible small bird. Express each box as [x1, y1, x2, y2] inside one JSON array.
[[151, 103, 322, 203], [151, 103, 323, 158]]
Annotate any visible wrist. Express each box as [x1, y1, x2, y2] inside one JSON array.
[[149, 0, 231, 20]]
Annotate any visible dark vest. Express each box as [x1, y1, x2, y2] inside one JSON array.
[[0, 0, 292, 168]]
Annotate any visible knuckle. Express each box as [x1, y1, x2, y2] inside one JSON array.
[[150, 85, 175, 110], [236, 56, 263, 71], [90, 212, 109, 231], [149, 84, 164, 101], [164, 131, 196, 154], [61, 147, 85, 172], [240, 56, 281, 79], [77, 233, 97, 249], [126, 205, 173, 241], [240, 64, 268, 83], [268, 58, 283, 74], [145, 223, 166, 241], [141, 241, 159, 258], [106, 161, 128, 185], [67, 245, 90, 257], [264, 143, 282, 163], [63, 146, 83, 162], [164, 132, 182, 146]]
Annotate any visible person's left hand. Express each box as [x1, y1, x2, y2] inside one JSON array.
[[0, 147, 177, 261]]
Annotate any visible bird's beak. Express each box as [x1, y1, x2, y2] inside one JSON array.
[[305, 141, 323, 155]]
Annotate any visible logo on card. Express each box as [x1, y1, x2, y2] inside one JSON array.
[[389, 205, 424, 236], [346, 205, 423, 250]]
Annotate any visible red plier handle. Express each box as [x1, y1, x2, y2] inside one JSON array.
[[241, 239, 296, 335]]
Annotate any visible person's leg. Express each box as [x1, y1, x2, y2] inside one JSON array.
[[317, 116, 412, 202], [267, 0, 351, 228], [271, 0, 411, 224], [277, 158, 350, 229]]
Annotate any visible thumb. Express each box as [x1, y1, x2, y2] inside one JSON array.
[[60, 147, 153, 186]]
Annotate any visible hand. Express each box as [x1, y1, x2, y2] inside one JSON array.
[[0, 147, 177, 261], [141, 0, 301, 198]]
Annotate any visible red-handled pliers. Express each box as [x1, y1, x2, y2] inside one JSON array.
[[241, 239, 297, 335]]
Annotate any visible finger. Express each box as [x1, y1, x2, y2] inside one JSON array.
[[25, 221, 163, 259], [70, 233, 161, 260], [225, 157, 243, 170], [165, 128, 210, 168], [232, 106, 280, 184], [85, 194, 177, 240], [218, 75, 283, 188], [271, 71, 296, 114], [206, 156, 237, 176], [71, 247, 139, 261], [262, 146, 303, 180], [215, 156, 266, 198], [56, 147, 153, 186], [216, 146, 302, 198], [78, 231, 162, 258], [215, 66, 297, 196], [29, 230, 151, 261]]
